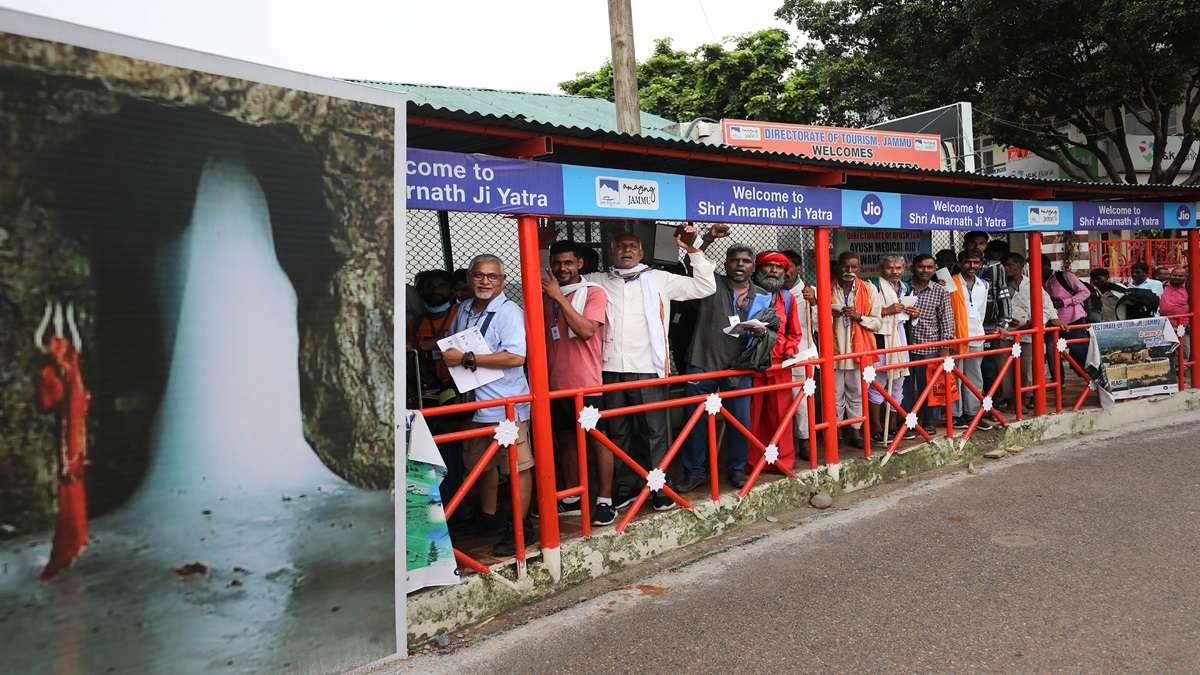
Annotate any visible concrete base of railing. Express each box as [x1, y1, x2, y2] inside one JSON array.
[[404, 389, 1200, 646]]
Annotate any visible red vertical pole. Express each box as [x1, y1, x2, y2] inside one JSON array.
[[1029, 231, 1048, 417], [517, 215, 561, 570], [814, 228, 839, 467], [1189, 229, 1200, 388], [574, 393, 590, 537]]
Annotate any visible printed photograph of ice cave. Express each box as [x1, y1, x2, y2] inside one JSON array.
[[0, 27, 398, 674]]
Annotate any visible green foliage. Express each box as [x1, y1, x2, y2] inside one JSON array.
[[777, 0, 1200, 183], [559, 29, 824, 124]]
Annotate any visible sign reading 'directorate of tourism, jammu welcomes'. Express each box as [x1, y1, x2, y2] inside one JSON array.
[[721, 118, 943, 170], [404, 148, 1198, 233]]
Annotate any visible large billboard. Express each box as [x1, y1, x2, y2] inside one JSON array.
[[0, 12, 403, 673], [721, 118, 942, 169]]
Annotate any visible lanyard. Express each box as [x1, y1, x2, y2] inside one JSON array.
[[730, 287, 748, 318]]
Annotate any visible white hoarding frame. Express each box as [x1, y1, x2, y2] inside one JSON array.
[[0, 6, 410, 661]]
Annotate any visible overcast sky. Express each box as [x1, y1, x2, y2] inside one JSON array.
[[2, 0, 794, 93]]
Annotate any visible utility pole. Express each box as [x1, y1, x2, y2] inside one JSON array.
[[608, 0, 641, 135]]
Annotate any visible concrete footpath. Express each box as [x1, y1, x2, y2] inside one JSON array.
[[393, 410, 1200, 673]]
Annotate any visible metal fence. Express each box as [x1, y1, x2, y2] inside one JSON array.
[[405, 208, 967, 293]]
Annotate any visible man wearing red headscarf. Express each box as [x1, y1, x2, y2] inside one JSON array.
[[747, 252, 803, 473]]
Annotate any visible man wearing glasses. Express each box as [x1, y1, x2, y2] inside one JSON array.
[[442, 254, 532, 556]]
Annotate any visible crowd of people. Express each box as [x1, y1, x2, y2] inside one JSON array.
[[406, 226, 1190, 555]]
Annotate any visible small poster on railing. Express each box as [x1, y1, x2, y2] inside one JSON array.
[[405, 412, 460, 593], [1086, 317, 1180, 409]]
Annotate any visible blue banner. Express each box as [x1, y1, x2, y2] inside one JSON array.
[[840, 190, 902, 228], [404, 148, 1195, 233], [684, 176, 840, 225], [561, 165, 686, 220], [406, 149, 564, 214], [900, 195, 1013, 231]]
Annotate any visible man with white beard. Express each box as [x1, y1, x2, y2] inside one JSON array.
[[747, 252, 803, 472]]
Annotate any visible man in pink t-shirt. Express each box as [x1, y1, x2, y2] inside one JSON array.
[[540, 241, 614, 525]]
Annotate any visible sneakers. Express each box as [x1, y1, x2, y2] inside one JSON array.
[[531, 498, 582, 519], [728, 469, 747, 489], [952, 416, 971, 430], [903, 430, 918, 441], [651, 491, 676, 512], [613, 491, 638, 510], [492, 521, 517, 557], [678, 473, 707, 493], [976, 419, 995, 431], [591, 502, 617, 526]]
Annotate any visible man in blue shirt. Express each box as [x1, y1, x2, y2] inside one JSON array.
[[443, 254, 532, 556], [1129, 262, 1165, 297]]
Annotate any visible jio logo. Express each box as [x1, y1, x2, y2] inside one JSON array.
[[1177, 205, 1193, 227], [861, 194, 883, 225]]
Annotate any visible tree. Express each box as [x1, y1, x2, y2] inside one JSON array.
[[559, 29, 825, 125], [777, 0, 1200, 184]]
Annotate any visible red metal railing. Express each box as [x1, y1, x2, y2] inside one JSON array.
[[411, 224, 1200, 581], [1089, 237, 1188, 281]]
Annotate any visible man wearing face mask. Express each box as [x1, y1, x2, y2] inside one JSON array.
[[408, 269, 459, 405], [562, 226, 716, 513], [830, 251, 882, 450], [679, 245, 770, 492], [747, 251, 803, 473]]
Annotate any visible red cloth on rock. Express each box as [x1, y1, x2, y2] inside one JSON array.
[[37, 337, 90, 580]]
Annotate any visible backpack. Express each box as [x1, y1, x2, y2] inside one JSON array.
[[1121, 287, 1160, 320]]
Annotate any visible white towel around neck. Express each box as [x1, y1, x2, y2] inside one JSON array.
[[558, 280, 601, 338], [608, 264, 667, 377]]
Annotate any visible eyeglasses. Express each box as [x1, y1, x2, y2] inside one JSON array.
[[471, 272, 502, 282]]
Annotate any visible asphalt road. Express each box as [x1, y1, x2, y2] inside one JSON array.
[[405, 413, 1200, 673]]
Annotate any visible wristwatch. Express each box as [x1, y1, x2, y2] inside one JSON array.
[[463, 351, 477, 371]]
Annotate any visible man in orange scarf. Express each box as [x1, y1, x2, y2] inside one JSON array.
[[747, 252, 802, 473], [830, 252, 882, 449], [947, 249, 991, 429]]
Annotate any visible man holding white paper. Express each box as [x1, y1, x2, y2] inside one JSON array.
[[680, 245, 770, 492], [868, 255, 916, 441], [442, 254, 532, 557]]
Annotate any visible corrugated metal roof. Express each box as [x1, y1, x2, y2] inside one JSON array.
[[373, 81, 1199, 198], [406, 104, 1200, 199], [354, 81, 684, 140]]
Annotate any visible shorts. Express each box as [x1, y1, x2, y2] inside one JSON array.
[[463, 419, 534, 474], [550, 395, 604, 433]]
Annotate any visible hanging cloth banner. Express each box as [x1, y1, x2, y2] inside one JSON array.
[[1085, 317, 1180, 409], [404, 411, 459, 593]]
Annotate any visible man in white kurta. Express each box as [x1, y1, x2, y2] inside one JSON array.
[[784, 251, 819, 451], [869, 255, 916, 441], [583, 229, 716, 512]]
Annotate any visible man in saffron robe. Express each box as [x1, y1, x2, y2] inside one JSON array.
[[747, 252, 802, 472]]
